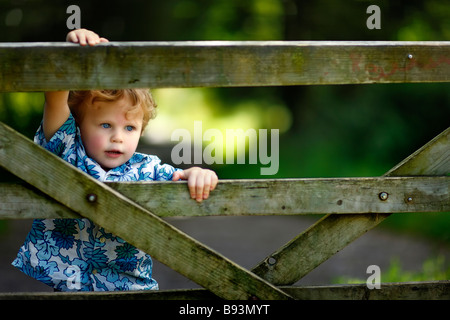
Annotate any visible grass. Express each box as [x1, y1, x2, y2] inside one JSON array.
[[333, 255, 450, 284]]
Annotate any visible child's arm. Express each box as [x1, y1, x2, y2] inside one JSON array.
[[42, 29, 108, 141], [172, 167, 219, 203], [42, 91, 70, 141]]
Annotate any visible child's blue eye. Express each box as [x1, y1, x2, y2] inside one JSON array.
[[126, 126, 135, 132], [101, 123, 111, 129]]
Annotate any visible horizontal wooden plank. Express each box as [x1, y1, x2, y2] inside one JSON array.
[[0, 121, 291, 300], [1, 281, 448, 300], [0, 288, 218, 300], [0, 41, 449, 91], [0, 183, 79, 219], [0, 176, 448, 219], [110, 176, 450, 216], [283, 280, 450, 300]]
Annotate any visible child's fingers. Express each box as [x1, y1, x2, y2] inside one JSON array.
[[180, 168, 218, 202], [187, 173, 199, 201], [202, 172, 218, 199], [84, 31, 100, 46], [196, 184, 205, 202], [66, 29, 106, 46], [209, 172, 218, 191], [194, 171, 206, 202], [190, 171, 208, 203], [196, 174, 208, 202], [78, 34, 89, 46], [202, 175, 211, 200], [66, 31, 79, 43], [172, 170, 186, 181]]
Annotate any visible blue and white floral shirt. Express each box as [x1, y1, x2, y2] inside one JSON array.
[[12, 114, 180, 291]]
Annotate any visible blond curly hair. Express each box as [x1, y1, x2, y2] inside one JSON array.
[[68, 89, 157, 131]]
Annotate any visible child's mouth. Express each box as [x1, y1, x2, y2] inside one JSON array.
[[105, 150, 123, 158]]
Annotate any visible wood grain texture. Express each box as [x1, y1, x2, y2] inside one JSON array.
[[1, 176, 448, 219], [1, 41, 449, 91], [1, 281, 448, 300]]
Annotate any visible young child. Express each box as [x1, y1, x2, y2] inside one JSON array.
[[12, 29, 218, 292]]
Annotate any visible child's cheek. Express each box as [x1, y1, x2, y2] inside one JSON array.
[[90, 134, 106, 150], [85, 133, 106, 153], [127, 135, 140, 153]]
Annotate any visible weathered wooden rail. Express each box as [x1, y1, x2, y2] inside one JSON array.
[[1, 41, 449, 90], [0, 41, 449, 300]]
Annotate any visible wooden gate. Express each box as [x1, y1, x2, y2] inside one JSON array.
[[0, 41, 449, 299]]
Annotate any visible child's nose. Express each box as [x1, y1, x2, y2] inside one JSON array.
[[111, 130, 123, 143]]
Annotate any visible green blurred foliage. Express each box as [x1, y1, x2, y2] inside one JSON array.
[[0, 0, 449, 241], [334, 255, 450, 284], [0, 92, 43, 138]]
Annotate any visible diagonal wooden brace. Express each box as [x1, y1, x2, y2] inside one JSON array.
[[0, 121, 292, 300], [251, 127, 450, 285]]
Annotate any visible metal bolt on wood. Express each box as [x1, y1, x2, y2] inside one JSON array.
[[86, 193, 97, 203], [267, 257, 277, 266], [378, 192, 389, 201]]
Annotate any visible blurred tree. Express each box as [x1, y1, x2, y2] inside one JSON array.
[[0, 0, 448, 163]]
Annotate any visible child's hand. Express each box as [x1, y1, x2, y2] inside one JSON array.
[[66, 28, 109, 46], [172, 167, 218, 203]]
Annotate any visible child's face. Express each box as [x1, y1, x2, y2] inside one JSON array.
[[78, 97, 144, 170]]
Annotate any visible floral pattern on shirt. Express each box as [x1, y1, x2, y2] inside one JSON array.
[[12, 114, 181, 291]]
